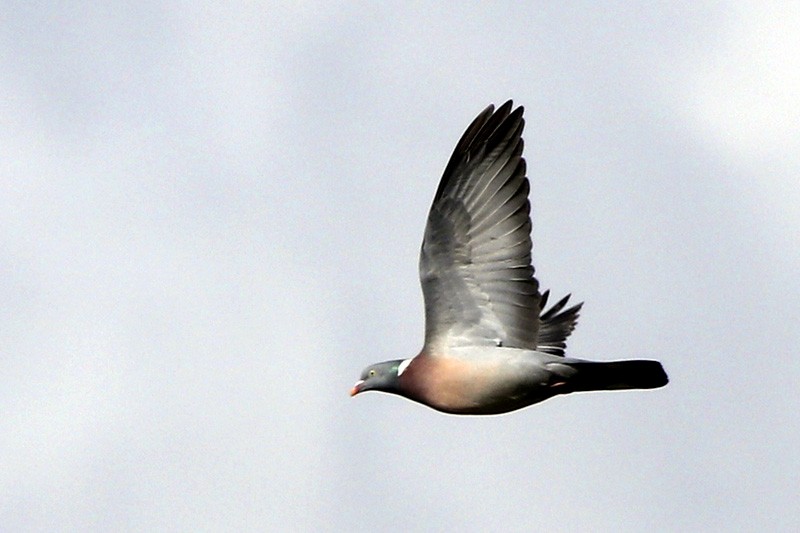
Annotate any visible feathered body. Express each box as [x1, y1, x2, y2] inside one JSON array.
[[351, 101, 668, 415]]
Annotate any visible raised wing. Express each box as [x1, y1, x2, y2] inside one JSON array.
[[420, 101, 541, 351], [536, 290, 583, 356]]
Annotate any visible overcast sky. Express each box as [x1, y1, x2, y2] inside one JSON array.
[[2, 2, 799, 531]]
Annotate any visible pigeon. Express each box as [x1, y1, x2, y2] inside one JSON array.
[[350, 101, 668, 415]]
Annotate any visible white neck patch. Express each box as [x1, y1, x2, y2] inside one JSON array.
[[397, 358, 413, 377]]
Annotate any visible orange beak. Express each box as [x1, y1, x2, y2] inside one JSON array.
[[350, 380, 364, 397]]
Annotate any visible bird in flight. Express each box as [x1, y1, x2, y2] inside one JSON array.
[[350, 101, 668, 415]]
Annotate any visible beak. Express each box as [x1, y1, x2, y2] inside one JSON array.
[[350, 380, 364, 397]]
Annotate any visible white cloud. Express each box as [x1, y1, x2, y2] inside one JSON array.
[[683, 4, 800, 160]]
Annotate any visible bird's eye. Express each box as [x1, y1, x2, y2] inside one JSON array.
[[369, 369, 376, 377]]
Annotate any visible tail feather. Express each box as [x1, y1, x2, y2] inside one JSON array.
[[566, 360, 668, 392]]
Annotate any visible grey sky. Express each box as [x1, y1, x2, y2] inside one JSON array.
[[2, 2, 798, 531]]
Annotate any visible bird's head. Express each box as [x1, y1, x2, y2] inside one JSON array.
[[350, 359, 409, 396]]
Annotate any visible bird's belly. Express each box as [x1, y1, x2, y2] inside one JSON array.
[[412, 354, 555, 415]]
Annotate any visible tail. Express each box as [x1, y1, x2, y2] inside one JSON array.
[[564, 359, 668, 392]]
